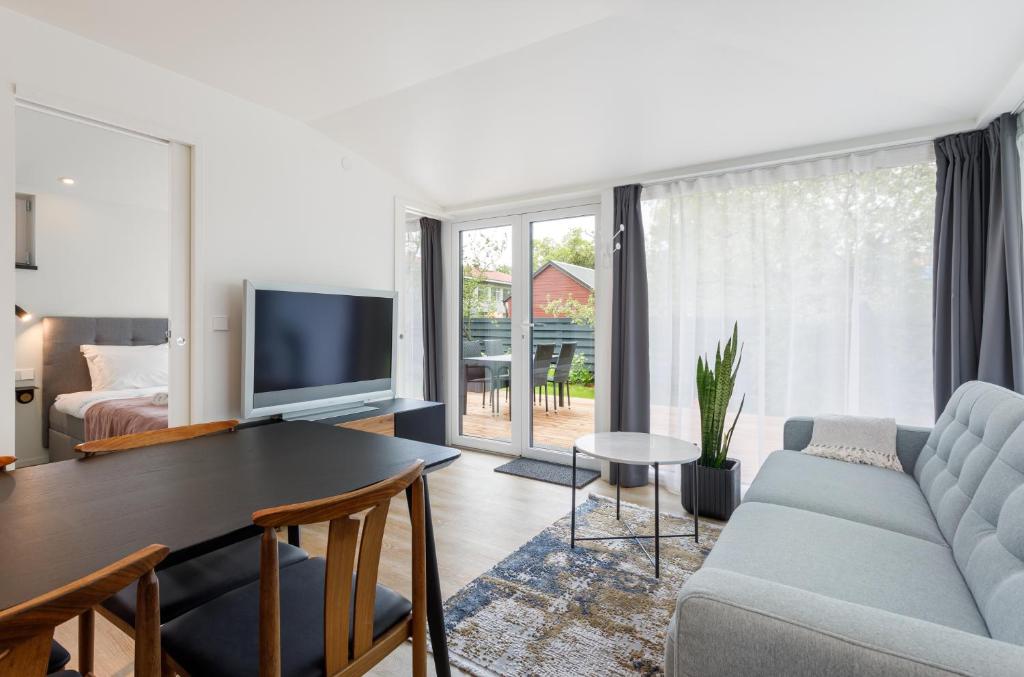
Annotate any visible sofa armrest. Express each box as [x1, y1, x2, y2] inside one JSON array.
[[666, 568, 1024, 677], [782, 417, 932, 474], [782, 416, 814, 450]]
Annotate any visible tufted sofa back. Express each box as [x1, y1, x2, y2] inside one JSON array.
[[915, 381, 1024, 644]]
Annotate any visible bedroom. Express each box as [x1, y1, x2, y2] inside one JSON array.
[[13, 104, 186, 465]]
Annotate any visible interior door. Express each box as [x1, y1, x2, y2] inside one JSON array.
[[167, 141, 192, 426]]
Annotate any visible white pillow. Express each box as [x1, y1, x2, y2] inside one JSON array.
[[80, 343, 169, 391], [803, 414, 902, 472]]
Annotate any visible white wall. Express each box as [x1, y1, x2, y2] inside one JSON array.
[[0, 7, 437, 456]]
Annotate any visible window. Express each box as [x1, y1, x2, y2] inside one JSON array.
[[641, 145, 936, 484]]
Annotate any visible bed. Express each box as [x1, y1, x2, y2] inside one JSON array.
[[42, 317, 169, 461]]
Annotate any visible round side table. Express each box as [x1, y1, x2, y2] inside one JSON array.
[[572, 432, 701, 578]]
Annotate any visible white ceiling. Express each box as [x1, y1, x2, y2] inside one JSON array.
[[6, 0, 1024, 208]]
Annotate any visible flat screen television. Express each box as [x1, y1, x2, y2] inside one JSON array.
[[241, 280, 397, 419]]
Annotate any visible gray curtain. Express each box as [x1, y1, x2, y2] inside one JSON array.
[[420, 217, 444, 403], [610, 185, 651, 485], [933, 113, 1024, 417]]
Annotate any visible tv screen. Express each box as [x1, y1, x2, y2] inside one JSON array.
[[243, 282, 396, 417]]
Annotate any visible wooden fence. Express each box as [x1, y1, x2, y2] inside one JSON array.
[[463, 317, 595, 373]]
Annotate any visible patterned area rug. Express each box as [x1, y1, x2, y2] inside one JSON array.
[[442, 494, 722, 676]]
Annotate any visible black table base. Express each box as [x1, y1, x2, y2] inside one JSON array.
[[570, 446, 699, 578]]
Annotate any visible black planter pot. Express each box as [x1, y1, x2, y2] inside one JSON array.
[[681, 458, 741, 521]]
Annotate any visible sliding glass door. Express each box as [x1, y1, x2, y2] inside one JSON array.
[[448, 205, 599, 464]]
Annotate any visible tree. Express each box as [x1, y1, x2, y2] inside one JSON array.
[[543, 294, 595, 326], [532, 227, 594, 270]]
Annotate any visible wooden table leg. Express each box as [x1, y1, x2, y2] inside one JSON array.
[[408, 475, 450, 677]]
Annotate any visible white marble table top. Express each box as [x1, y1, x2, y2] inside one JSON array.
[[573, 432, 700, 465]]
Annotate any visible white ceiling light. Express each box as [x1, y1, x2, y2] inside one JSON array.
[[58, 176, 75, 185]]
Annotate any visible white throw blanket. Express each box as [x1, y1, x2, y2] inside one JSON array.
[[804, 415, 902, 472], [54, 386, 168, 418]]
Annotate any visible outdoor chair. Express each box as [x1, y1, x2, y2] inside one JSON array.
[[548, 342, 577, 411]]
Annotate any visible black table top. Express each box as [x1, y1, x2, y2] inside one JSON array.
[[0, 421, 460, 610]]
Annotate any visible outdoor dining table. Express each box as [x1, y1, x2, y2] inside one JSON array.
[[463, 353, 512, 414], [463, 348, 573, 415]]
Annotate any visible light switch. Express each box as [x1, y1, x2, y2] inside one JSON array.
[[212, 315, 229, 332], [15, 368, 34, 381]]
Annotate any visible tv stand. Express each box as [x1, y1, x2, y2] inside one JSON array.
[[316, 398, 446, 447], [283, 401, 378, 421]]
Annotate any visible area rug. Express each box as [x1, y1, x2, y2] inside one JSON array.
[[493, 457, 600, 488], [441, 494, 722, 676]]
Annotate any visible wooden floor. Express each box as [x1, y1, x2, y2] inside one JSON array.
[[54, 448, 690, 675], [461, 393, 595, 450]]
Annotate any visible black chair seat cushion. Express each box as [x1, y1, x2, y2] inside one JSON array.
[[162, 557, 412, 677], [48, 640, 71, 673], [103, 536, 308, 626]]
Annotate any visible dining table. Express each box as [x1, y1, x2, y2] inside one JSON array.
[[0, 420, 461, 676]]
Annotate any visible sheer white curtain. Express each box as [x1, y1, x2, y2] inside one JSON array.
[[396, 214, 424, 399], [641, 144, 936, 490]]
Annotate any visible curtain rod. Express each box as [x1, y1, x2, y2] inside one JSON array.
[[640, 137, 936, 190]]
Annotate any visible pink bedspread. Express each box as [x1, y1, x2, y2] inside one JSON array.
[[84, 396, 168, 441]]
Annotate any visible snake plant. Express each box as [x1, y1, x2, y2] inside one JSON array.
[[696, 323, 745, 468]]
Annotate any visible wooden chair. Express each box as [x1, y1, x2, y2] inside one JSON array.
[[74, 421, 308, 673], [160, 460, 428, 677], [74, 420, 239, 457], [0, 544, 168, 677]]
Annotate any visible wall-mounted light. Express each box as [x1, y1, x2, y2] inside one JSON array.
[[15, 305, 31, 322], [58, 176, 75, 185]]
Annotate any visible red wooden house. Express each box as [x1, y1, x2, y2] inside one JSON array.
[[502, 260, 594, 318]]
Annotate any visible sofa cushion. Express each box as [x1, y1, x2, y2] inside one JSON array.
[[919, 382, 1024, 645], [702, 502, 988, 636], [951, 413, 1024, 645], [915, 382, 1024, 544], [743, 450, 945, 545]]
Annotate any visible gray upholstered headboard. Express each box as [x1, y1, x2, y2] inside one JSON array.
[[41, 317, 168, 446]]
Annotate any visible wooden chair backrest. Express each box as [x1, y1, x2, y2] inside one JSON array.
[[251, 461, 427, 677], [74, 420, 239, 456], [0, 544, 168, 677]]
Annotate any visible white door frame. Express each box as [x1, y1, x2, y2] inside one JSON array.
[[446, 203, 601, 469], [516, 204, 600, 467], [446, 214, 521, 455]]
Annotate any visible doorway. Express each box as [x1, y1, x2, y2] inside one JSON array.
[[12, 102, 193, 464], [447, 204, 599, 466]]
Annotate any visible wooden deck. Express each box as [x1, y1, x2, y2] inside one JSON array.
[[461, 395, 595, 450]]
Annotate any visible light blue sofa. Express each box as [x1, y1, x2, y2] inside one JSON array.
[[666, 381, 1024, 676]]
